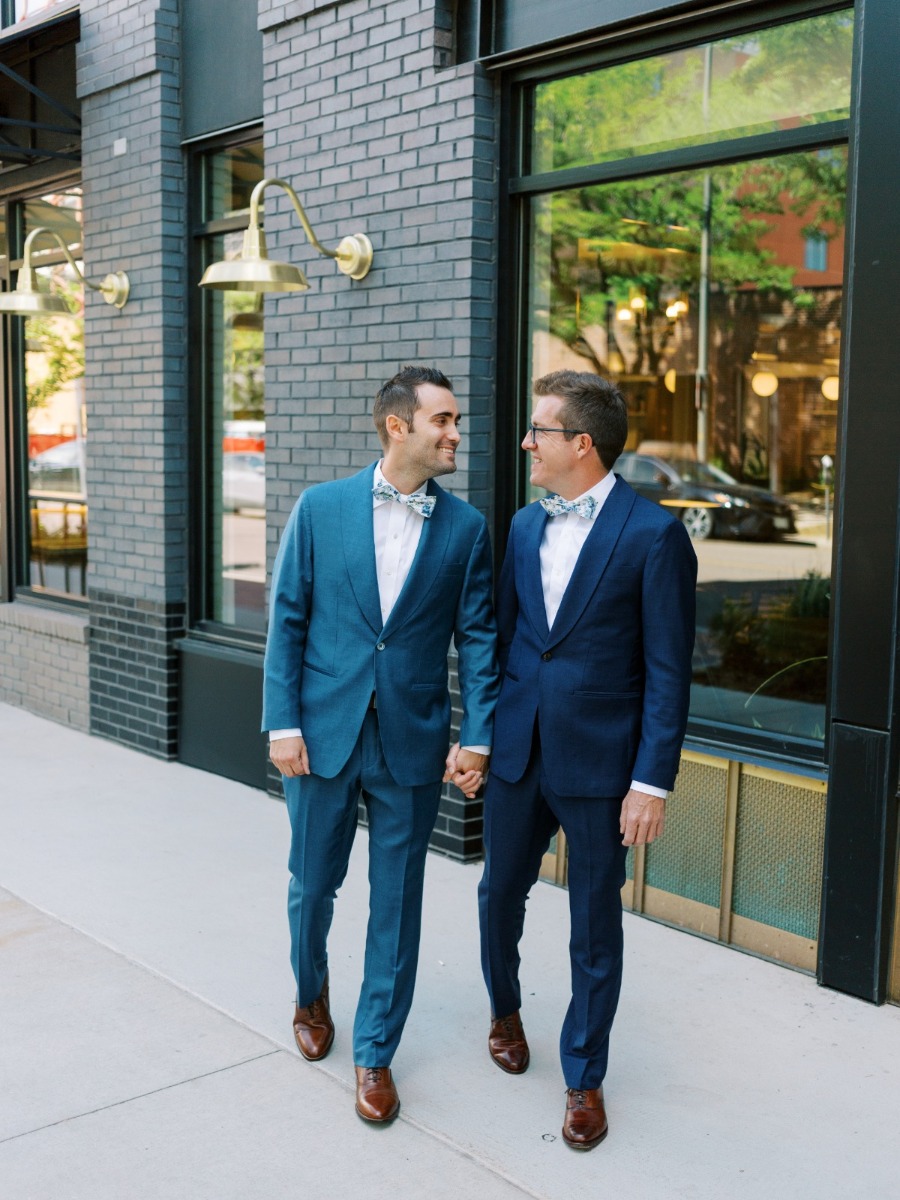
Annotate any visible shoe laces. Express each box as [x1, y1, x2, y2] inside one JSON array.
[[364, 1067, 384, 1085], [570, 1088, 588, 1108], [500, 1015, 517, 1037]]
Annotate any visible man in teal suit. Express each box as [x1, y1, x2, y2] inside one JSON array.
[[264, 365, 498, 1124]]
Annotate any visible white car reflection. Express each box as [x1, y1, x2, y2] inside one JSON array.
[[223, 452, 265, 512], [29, 440, 85, 495]]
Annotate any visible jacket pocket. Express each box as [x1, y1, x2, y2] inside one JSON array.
[[303, 660, 337, 678]]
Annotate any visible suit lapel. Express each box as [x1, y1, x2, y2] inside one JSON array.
[[518, 503, 551, 641], [546, 476, 636, 647], [381, 478, 452, 636], [341, 464, 382, 636]]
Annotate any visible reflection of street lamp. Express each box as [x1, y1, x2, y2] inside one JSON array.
[[821, 453, 833, 539], [821, 375, 839, 401], [750, 370, 780, 494]]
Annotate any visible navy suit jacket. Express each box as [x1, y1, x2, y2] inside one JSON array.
[[262, 463, 499, 787], [490, 476, 697, 798]]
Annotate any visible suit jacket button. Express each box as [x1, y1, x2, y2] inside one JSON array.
[[376, 642, 386, 651], [541, 651, 552, 661]]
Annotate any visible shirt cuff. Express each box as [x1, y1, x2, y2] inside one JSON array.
[[630, 780, 667, 799], [461, 745, 491, 755], [269, 728, 302, 742]]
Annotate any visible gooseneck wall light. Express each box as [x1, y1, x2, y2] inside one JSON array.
[[0, 226, 130, 315], [199, 177, 373, 293]]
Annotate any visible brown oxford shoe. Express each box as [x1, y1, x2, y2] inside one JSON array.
[[562, 1086, 608, 1151], [488, 1011, 530, 1074], [292, 974, 334, 1061], [354, 1066, 400, 1123]]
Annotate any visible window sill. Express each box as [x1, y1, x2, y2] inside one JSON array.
[[0, 599, 89, 644]]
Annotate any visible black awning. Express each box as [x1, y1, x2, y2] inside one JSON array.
[[0, 9, 80, 169]]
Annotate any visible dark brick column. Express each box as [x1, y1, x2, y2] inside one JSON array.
[[78, 0, 188, 757], [259, 0, 499, 857]]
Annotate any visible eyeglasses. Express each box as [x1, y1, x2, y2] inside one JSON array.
[[526, 423, 584, 443]]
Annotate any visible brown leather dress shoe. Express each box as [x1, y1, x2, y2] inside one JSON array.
[[488, 1011, 530, 1074], [562, 1086, 608, 1150], [292, 974, 334, 1061], [354, 1066, 400, 1123]]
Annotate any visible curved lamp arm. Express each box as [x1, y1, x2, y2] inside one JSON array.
[[21, 226, 130, 309], [247, 178, 372, 280]]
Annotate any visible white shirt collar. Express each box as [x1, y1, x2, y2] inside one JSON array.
[[568, 470, 616, 517]]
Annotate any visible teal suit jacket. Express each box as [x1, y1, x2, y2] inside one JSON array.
[[262, 463, 499, 786]]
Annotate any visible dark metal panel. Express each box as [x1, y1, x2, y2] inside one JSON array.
[[819, 724, 897, 1001], [495, 0, 702, 51], [829, 0, 900, 734], [819, 0, 900, 1002], [181, 0, 263, 142], [177, 637, 267, 790]]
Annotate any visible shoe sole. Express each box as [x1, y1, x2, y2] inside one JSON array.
[[293, 1028, 334, 1061], [489, 1051, 530, 1074], [355, 1103, 400, 1124], [562, 1126, 608, 1151]]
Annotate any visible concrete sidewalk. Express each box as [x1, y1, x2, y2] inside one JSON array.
[[1, 702, 898, 1200]]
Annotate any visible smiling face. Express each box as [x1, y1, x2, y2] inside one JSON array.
[[386, 382, 461, 489], [522, 392, 587, 497]]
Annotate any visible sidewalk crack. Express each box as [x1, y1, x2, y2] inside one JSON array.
[[0, 1049, 283, 1146]]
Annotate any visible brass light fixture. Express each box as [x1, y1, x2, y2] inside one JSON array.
[[0, 226, 130, 315], [199, 177, 373, 293]]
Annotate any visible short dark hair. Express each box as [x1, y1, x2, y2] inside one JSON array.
[[533, 370, 628, 470], [373, 365, 453, 446]]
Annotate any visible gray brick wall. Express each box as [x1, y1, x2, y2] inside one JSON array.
[[78, 0, 188, 756], [260, 0, 499, 857], [0, 604, 90, 732]]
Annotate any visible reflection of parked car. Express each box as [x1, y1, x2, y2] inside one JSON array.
[[223, 452, 265, 511], [616, 452, 796, 540], [29, 440, 85, 495]]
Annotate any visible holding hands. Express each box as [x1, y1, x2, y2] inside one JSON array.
[[443, 742, 489, 798]]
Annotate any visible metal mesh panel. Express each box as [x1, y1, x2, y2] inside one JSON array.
[[645, 759, 726, 907], [625, 847, 634, 880], [732, 772, 825, 939]]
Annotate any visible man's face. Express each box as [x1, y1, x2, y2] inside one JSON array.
[[399, 383, 461, 479], [522, 393, 582, 495]]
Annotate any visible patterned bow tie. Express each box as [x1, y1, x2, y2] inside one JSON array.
[[540, 494, 599, 520], [372, 480, 436, 518]]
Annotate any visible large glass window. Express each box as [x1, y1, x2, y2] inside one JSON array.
[[195, 139, 266, 633], [18, 187, 87, 598], [520, 9, 852, 755]]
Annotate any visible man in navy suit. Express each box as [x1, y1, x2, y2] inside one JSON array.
[[264, 365, 497, 1123], [476, 369, 696, 1149]]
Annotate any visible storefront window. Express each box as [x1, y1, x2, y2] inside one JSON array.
[[197, 140, 266, 632], [530, 11, 853, 174], [522, 10, 852, 752], [21, 188, 86, 598]]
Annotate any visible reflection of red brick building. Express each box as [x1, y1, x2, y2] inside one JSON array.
[[757, 204, 844, 284]]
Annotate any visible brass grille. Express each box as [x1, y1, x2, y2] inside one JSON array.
[[645, 758, 726, 908], [732, 768, 825, 940]]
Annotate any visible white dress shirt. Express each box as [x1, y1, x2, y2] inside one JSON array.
[[271, 463, 489, 755], [539, 474, 665, 800]]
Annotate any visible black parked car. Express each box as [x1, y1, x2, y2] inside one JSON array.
[[616, 452, 796, 541]]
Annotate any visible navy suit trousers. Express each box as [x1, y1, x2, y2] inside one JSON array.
[[478, 734, 628, 1090]]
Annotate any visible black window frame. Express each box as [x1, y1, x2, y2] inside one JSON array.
[[186, 125, 267, 652], [0, 169, 86, 611]]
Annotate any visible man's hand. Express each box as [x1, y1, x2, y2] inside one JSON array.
[[443, 742, 488, 798], [620, 788, 666, 846], [269, 735, 310, 778]]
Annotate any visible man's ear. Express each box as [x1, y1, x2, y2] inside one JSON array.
[[576, 433, 595, 459], [384, 413, 406, 442]]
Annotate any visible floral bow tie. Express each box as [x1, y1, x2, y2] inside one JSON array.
[[539, 494, 599, 520], [372, 480, 436, 518]]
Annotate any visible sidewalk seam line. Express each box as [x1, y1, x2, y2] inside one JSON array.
[[0, 1050, 283, 1146], [0, 888, 543, 1196]]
